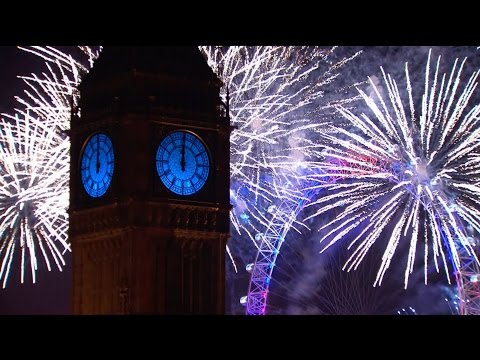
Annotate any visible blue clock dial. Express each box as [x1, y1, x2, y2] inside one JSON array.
[[156, 131, 210, 196], [80, 133, 115, 198]]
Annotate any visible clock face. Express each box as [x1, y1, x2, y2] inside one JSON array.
[[80, 133, 115, 198], [156, 130, 210, 196]]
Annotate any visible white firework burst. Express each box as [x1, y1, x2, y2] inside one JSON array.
[[200, 46, 362, 261], [305, 49, 480, 288], [0, 46, 99, 287], [0, 112, 69, 287]]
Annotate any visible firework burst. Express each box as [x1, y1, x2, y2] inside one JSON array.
[[200, 46, 362, 263], [305, 49, 480, 288], [0, 46, 99, 287], [0, 111, 69, 287]]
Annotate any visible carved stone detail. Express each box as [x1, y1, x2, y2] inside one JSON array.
[[71, 200, 229, 237]]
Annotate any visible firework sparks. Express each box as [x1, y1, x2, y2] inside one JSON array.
[[200, 46, 362, 263], [305, 49, 480, 288], [0, 46, 99, 287], [16, 46, 100, 130], [0, 112, 69, 287]]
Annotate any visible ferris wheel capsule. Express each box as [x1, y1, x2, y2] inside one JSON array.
[[255, 233, 264, 242], [470, 274, 480, 283], [267, 205, 277, 214]]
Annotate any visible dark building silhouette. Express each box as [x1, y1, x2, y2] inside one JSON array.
[[69, 47, 231, 314]]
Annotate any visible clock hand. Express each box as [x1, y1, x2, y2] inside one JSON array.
[[96, 135, 100, 173], [180, 132, 186, 171]]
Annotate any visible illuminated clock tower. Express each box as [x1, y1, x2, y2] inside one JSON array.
[[69, 47, 231, 314]]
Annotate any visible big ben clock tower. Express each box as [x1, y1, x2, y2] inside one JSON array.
[[69, 47, 231, 314]]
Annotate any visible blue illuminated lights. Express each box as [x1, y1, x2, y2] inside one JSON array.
[[156, 131, 210, 196], [81, 133, 115, 198]]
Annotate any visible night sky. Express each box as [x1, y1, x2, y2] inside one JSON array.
[[1, 46, 479, 315], [0, 46, 37, 114]]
